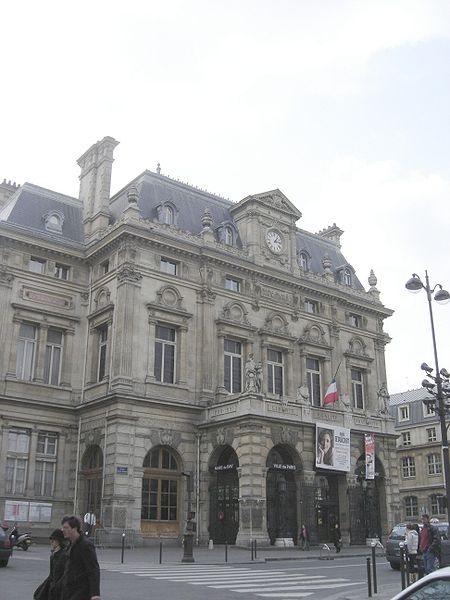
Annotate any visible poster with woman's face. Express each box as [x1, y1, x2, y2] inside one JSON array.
[[315, 423, 350, 472]]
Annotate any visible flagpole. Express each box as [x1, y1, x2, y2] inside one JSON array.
[[333, 360, 342, 380]]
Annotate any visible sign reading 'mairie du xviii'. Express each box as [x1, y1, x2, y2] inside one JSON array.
[[315, 423, 350, 472]]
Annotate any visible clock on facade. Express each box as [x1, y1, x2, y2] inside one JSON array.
[[266, 230, 283, 253]]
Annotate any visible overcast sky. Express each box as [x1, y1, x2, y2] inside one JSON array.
[[2, 1, 449, 393]]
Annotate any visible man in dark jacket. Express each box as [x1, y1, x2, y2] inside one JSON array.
[[420, 514, 441, 574], [61, 516, 101, 600]]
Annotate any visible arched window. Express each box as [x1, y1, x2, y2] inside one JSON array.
[[343, 268, 352, 286], [298, 252, 309, 270], [81, 445, 103, 516], [162, 205, 174, 225], [224, 227, 233, 246], [404, 495, 418, 518], [142, 446, 180, 523]]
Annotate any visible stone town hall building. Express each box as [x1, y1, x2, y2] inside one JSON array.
[[0, 137, 399, 546]]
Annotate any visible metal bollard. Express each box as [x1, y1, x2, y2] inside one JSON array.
[[225, 541, 228, 563], [254, 539, 257, 559], [371, 542, 377, 594], [417, 554, 425, 580], [366, 557, 372, 598], [121, 532, 125, 564], [251, 539, 254, 561], [399, 543, 406, 590], [159, 540, 162, 564]]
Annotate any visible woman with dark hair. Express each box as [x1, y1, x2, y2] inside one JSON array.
[[317, 429, 334, 466], [33, 529, 67, 600]]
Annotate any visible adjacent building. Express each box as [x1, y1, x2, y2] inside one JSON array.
[[390, 388, 447, 522], [0, 137, 399, 545]]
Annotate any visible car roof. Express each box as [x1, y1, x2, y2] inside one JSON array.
[[389, 567, 450, 600]]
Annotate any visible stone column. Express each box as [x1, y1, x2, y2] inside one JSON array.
[[0, 268, 14, 379], [145, 317, 157, 384], [215, 330, 227, 397], [0, 421, 10, 496], [178, 325, 188, 386], [111, 264, 142, 391], [196, 289, 216, 402], [60, 330, 74, 387], [284, 347, 294, 398], [235, 423, 270, 545], [6, 320, 22, 378]]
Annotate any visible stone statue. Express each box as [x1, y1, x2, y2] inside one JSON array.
[[245, 354, 257, 392], [340, 394, 351, 411], [377, 383, 390, 415], [296, 385, 310, 404]]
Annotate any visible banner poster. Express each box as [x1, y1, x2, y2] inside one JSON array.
[[365, 433, 375, 480], [315, 423, 350, 472]]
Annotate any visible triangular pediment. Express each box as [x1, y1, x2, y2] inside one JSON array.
[[231, 188, 302, 221]]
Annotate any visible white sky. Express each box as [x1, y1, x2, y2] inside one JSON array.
[[2, 0, 449, 393]]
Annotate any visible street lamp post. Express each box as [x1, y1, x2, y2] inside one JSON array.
[[405, 271, 450, 533]]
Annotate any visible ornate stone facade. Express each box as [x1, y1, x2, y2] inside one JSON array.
[[0, 139, 398, 545]]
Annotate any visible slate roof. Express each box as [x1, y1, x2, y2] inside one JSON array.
[[389, 388, 428, 406], [110, 170, 364, 289], [0, 170, 365, 291], [0, 183, 84, 246]]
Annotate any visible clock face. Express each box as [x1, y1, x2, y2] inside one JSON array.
[[266, 230, 283, 253]]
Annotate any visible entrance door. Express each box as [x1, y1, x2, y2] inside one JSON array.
[[209, 472, 239, 544], [315, 475, 340, 543], [266, 446, 298, 544]]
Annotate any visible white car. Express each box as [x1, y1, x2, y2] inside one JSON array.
[[390, 566, 450, 599]]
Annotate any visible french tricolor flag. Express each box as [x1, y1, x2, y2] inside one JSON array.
[[323, 378, 339, 406]]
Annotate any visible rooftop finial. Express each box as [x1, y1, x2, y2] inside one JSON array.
[[156, 163, 161, 175]]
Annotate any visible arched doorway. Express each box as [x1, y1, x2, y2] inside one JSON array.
[[80, 445, 103, 517], [314, 474, 340, 543], [141, 445, 182, 538], [209, 446, 239, 544], [266, 445, 298, 545], [349, 456, 385, 543]]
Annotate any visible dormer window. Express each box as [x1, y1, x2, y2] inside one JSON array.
[[224, 226, 233, 246], [343, 268, 352, 286], [298, 252, 309, 270], [44, 211, 64, 234]]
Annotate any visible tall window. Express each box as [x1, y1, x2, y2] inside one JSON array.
[[224, 227, 233, 246], [97, 325, 108, 381], [160, 257, 178, 275], [306, 357, 321, 406], [35, 432, 58, 496], [224, 339, 242, 393], [404, 496, 418, 518], [427, 427, 437, 443], [29, 257, 46, 274], [16, 323, 37, 381], [162, 205, 174, 225], [343, 268, 352, 285], [430, 494, 445, 515], [44, 329, 63, 386], [427, 453, 442, 475], [401, 432, 411, 446], [142, 447, 179, 521], [54, 263, 70, 280], [225, 277, 241, 292], [304, 300, 318, 314], [154, 325, 176, 384], [424, 402, 435, 417], [349, 313, 361, 327], [5, 428, 30, 494], [351, 369, 364, 409], [402, 457, 416, 478], [298, 252, 309, 270], [398, 406, 410, 421], [267, 349, 283, 395]]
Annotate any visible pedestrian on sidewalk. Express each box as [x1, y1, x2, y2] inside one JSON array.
[[61, 515, 101, 600], [299, 524, 310, 550], [419, 514, 441, 574], [405, 522, 419, 583], [83, 510, 96, 537], [33, 529, 68, 600], [332, 523, 342, 553]]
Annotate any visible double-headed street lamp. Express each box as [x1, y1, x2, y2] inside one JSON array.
[[405, 271, 450, 532]]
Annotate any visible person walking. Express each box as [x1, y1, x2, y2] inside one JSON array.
[[83, 510, 96, 537], [332, 523, 342, 553], [33, 529, 68, 600], [405, 522, 419, 583], [299, 524, 310, 550], [419, 514, 441, 574], [61, 515, 101, 600]]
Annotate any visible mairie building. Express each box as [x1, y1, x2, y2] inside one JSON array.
[[0, 137, 400, 546]]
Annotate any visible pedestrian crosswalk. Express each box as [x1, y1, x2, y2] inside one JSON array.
[[102, 564, 364, 598]]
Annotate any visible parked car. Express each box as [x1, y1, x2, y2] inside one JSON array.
[[385, 521, 449, 570], [0, 526, 12, 567], [389, 565, 450, 599]]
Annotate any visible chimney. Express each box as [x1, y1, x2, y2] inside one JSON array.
[[77, 136, 119, 240]]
